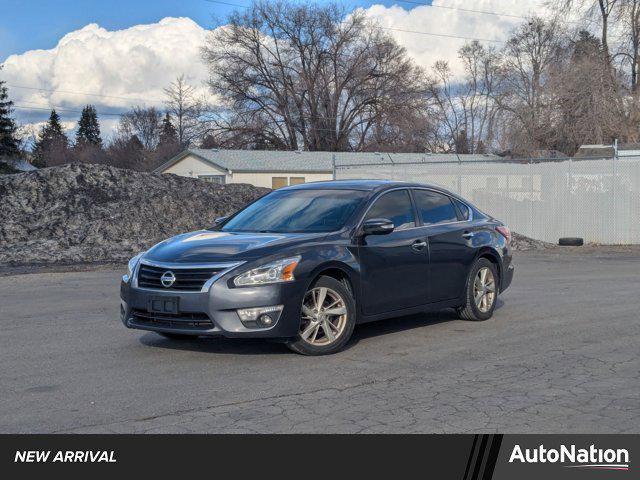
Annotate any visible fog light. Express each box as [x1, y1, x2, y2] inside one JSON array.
[[258, 314, 274, 327], [237, 305, 283, 328]]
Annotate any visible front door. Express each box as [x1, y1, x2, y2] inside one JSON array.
[[358, 189, 430, 315]]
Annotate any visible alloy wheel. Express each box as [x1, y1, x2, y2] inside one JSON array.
[[299, 287, 348, 346], [474, 267, 496, 313]]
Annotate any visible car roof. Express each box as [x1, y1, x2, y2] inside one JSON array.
[[283, 179, 449, 193]]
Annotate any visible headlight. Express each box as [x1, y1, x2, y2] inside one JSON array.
[[234, 256, 301, 286], [125, 252, 144, 282]]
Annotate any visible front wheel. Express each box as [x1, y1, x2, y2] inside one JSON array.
[[457, 258, 499, 321], [287, 276, 356, 355]]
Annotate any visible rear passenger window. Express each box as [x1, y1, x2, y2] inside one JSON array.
[[365, 190, 416, 231], [452, 198, 470, 220], [413, 190, 458, 225]]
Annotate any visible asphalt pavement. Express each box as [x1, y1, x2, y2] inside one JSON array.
[[1, 247, 639, 433]]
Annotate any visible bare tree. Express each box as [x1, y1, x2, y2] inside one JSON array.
[[614, 0, 640, 91], [164, 75, 209, 147], [202, 0, 426, 151], [117, 107, 162, 150], [499, 17, 564, 154], [427, 42, 503, 154]]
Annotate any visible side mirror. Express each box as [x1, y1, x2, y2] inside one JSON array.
[[361, 218, 395, 236], [213, 216, 229, 227]]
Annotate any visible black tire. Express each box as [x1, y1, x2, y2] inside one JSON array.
[[457, 258, 499, 321], [287, 276, 356, 356], [158, 332, 198, 340], [558, 237, 584, 246]]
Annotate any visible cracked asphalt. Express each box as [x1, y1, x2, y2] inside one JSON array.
[[1, 248, 639, 433]]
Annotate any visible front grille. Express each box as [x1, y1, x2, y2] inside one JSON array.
[[130, 309, 214, 330], [137, 263, 222, 291]]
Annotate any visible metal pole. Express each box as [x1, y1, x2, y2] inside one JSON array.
[[613, 139, 618, 244], [332, 153, 336, 181], [529, 158, 534, 238], [456, 151, 462, 195], [568, 156, 573, 240]]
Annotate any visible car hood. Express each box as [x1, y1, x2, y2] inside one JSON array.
[[143, 230, 326, 264]]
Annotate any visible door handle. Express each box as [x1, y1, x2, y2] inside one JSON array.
[[462, 231, 475, 239], [411, 240, 427, 251]]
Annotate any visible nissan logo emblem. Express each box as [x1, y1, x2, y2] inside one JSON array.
[[160, 271, 176, 288]]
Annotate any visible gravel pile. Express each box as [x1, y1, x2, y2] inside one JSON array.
[[511, 232, 555, 251], [0, 163, 269, 266], [0, 163, 552, 265]]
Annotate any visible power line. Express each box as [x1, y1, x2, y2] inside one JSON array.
[[205, 0, 530, 21], [14, 104, 126, 117], [203, 0, 507, 42], [383, 26, 503, 43], [393, 0, 578, 25], [203, 0, 247, 7], [7, 84, 164, 104], [389, 0, 530, 20]]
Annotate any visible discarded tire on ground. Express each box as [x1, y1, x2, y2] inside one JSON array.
[[558, 237, 584, 246]]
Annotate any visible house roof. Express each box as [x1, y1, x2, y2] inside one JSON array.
[[155, 149, 500, 174]]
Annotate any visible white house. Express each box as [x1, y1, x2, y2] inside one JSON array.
[[155, 149, 334, 189]]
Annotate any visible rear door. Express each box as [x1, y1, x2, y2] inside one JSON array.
[[412, 189, 478, 303], [358, 189, 430, 315]]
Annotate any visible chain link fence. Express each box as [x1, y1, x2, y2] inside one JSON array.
[[334, 154, 640, 244]]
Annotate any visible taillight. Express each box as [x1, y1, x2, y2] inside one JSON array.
[[496, 225, 511, 245]]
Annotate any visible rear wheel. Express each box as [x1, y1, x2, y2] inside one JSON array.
[[457, 258, 499, 321], [287, 276, 356, 355]]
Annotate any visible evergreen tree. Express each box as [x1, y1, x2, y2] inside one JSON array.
[[0, 76, 20, 158], [33, 110, 69, 167], [75, 105, 102, 147], [158, 112, 178, 146], [152, 112, 182, 168]]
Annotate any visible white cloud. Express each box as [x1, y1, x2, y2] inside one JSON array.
[[1, 17, 209, 137], [362, 0, 550, 76]]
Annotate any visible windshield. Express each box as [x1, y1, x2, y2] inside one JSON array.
[[221, 189, 368, 233]]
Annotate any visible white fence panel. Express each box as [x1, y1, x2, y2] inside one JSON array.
[[335, 156, 640, 244]]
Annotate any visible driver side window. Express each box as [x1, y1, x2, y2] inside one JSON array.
[[364, 190, 416, 231]]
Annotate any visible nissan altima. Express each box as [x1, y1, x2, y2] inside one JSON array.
[[120, 180, 514, 355]]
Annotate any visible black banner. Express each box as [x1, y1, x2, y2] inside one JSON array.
[[1, 434, 636, 478]]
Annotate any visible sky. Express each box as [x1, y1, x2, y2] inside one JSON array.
[[0, 0, 549, 137]]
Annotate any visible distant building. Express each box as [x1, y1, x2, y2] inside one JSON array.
[[155, 148, 498, 188], [574, 144, 615, 158], [575, 142, 640, 159]]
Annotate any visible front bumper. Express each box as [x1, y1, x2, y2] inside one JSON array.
[[120, 273, 306, 339]]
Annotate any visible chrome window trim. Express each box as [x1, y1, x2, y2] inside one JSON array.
[[132, 259, 246, 293]]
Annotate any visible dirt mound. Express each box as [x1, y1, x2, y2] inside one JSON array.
[[0, 163, 269, 266], [511, 232, 555, 250], [0, 163, 552, 265]]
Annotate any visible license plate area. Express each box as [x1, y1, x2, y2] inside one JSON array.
[[147, 296, 179, 314]]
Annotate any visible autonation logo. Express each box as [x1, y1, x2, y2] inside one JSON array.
[[509, 444, 630, 471]]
